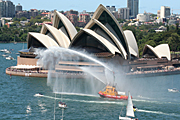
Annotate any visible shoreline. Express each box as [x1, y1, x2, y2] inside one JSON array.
[[6, 67, 180, 78]]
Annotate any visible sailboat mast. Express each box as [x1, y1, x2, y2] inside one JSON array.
[[113, 71, 115, 86], [61, 108, 64, 120], [61, 86, 63, 102], [54, 90, 56, 120]]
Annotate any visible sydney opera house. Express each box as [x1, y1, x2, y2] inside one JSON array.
[[6, 4, 178, 78]]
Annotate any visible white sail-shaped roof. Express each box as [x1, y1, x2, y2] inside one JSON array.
[[53, 11, 77, 41], [85, 19, 128, 59], [126, 92, 135, 117], [91, 4, 130, 59], [142, 44, 171, 60], [124, 30, 139, 58], [41, 24, 70, 48], [70, 29, 121, 55], [27, 32, 59, 49]]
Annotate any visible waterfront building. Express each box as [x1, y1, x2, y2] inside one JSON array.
[[160, 6, 170, 19], [6, 4, 178, 78], [127, 0, 139, 18], [142, 44, 171, 61], [0, 0, 15, 18]]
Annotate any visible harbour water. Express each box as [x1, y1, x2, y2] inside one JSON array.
[[0, 43, 180, 120]]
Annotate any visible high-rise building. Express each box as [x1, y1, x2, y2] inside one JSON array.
[[127, 0, 139, 18], [157, 10, 161, 19], [0, 0, 15, 18], [118, 8, 129, 20], [16, 3, 22, 12], [106, 6, 116, 13], [160, 6, 170, 19], [137, 12, 150, 22]]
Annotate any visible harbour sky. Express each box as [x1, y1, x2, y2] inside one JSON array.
[[12, 0, 180, 14]]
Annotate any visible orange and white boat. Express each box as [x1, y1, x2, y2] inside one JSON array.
[[98, 85, 129, 100]]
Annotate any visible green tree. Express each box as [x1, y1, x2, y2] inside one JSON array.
[[35, 15, 42, 19], [167, 33, 180, 51], [20, 33, 28, 42], [20, 17, 27, 21], [13, 17, 20, 22], [176, 23, 179, 31]]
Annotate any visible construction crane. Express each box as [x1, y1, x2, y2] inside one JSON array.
[[171, 9, 180, 15]]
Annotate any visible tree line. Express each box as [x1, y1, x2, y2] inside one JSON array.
[[0, 15, 50, 43], [122, 22, 180, 57]]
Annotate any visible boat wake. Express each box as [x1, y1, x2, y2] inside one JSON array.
[[137, 109, 180, 117], [54, 92, 99, 98], [132, 99, 161, 104], [34, 94, 124, 105], [136, 95, 155, 100], [133, 98, 180, 105]]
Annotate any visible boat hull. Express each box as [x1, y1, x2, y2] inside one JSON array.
[[168, 89, 179, 92], [59, 104, 67, 108], [98, 91, 128, 100]]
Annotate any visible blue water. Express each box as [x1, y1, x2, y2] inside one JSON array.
[[0, 43, 180, 120]]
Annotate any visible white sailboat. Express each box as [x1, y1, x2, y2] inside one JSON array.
[[119, 92, 138, 120], [14, 36, 17, 44], [168, 77, 179, 93]]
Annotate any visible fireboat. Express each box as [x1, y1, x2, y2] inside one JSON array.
[[98, 85, 129, 100], [98, 71, 130, 100]]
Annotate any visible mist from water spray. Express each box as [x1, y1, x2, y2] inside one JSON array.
[[35, 47, 114, 94], [35, 47, 177, 100]]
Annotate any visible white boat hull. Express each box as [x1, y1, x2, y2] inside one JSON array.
[[58, 104, 67, 108], [119, 116, 135, 120], [34, 93, 44, 97], [168, 89, 179, 92]]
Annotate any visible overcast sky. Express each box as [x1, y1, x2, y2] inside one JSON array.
[[11, 0, 180, 14]]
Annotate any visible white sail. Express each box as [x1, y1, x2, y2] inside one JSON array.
[[126, 92, 135, 117]]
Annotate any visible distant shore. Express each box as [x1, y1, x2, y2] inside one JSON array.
[[126, 68, 180, 78], [0, 42, 27, 43]]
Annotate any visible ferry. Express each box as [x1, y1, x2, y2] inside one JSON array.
[[98, 85, 129, 100]]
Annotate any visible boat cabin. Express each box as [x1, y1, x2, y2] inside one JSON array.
[[101, 85, 118, 96]]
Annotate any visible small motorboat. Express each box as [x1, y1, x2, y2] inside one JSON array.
[[98, 85, 129, 100], [2, 54, 8, 57], [0, 49, 7, 52], [58, 102, 67, 108], [6, 56, 14, 60], [5, 50, 11, 54], [34, 93, 44, 97], [168, 88, 179, 92]]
